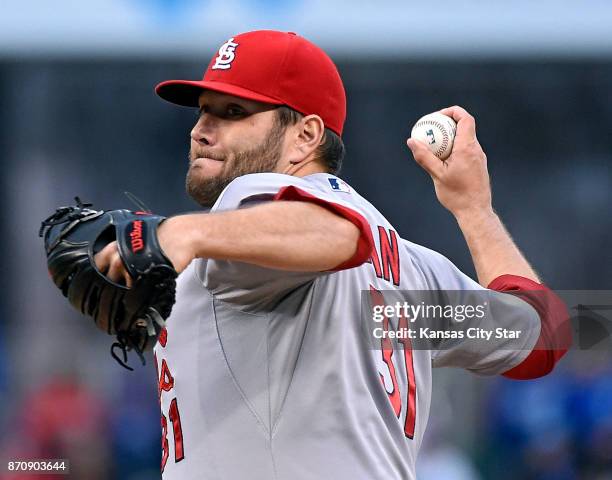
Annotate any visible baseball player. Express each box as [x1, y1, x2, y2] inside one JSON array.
[[90, 30, 570, 479]]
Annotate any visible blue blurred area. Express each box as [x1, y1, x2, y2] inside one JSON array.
[[130, 0, 204, 24], [0, 327, 6, 394], [3, 0, 612, 58], [111, 372, 162, 479], [484, 354, 612, 479]]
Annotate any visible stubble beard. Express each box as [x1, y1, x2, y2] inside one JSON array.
[[186, 121, 285, 208]]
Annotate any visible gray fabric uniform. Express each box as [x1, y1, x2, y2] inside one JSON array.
[[154, 173, 540, 479]]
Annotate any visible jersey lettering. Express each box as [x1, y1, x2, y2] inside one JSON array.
[[159, 359, 175, 395], [169, 398, 185, 462], [369, 226, 401, 286], [370, 286, 401, 415], [161, 413, 170, 471], [157, 329, 186, 472], [369, 244, 383, 278], [397, 314, 417, 439], [370, 286, 417, 439], [158, 327, 168, 347]]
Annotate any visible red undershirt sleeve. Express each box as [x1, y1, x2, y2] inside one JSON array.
[[488, 274, 573, 380]]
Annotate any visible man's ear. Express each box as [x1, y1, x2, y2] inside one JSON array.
[[289, 115, 325, 164]]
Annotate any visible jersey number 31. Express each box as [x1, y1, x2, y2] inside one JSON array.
[[371, 286, 417, 439]]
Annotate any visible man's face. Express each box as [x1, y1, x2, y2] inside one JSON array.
[[187, 90, 285, 207]]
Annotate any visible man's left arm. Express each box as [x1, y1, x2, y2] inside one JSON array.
[[95, 200, 368, 284], [160, 201, 363, 272]]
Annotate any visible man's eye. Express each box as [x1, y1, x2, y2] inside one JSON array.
[[195, 105, 246, 119], [226, 106, 246, 117]]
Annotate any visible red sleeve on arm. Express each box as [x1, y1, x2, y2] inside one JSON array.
[[273, 185, 374, 271], [488, 274, 572, 380]]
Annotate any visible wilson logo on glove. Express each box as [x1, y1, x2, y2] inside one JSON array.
[[130, 220, 145, 253]]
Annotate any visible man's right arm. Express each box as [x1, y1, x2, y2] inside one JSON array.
[[407, 105, 538, 287], [455, 209, 539, 287], [408, 105, 571, 379]]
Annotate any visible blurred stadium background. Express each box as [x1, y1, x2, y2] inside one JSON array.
[[1, 0, 611, 478]]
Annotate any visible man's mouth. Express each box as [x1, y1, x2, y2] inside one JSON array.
[[191, 156, 225, 167]]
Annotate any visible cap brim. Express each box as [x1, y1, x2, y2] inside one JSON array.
[[155, 79, 284, 108]]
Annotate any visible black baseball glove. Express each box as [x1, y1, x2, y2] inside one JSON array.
[[39, 198, 178, 370]]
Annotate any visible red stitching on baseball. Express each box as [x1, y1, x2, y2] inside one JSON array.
[[415, 120, 450, 157]]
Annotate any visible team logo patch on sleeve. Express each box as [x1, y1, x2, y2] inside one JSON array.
[[328, 178, 351, 193]]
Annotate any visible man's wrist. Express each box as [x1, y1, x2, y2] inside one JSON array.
[[454, 207, 498, 232], [177, 213, 207, 260], [158, 214, 202, 265]]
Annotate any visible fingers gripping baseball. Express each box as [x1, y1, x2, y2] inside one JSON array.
[[408, 106, 492, 218], [406, 137, 445, 179]]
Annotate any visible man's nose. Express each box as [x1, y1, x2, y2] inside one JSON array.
[[190, 113, 218, 145]]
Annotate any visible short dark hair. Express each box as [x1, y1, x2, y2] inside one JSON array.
[[275, 106, 345, 175]]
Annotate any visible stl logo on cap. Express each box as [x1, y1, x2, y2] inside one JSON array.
[[212, 38, 239, 70]]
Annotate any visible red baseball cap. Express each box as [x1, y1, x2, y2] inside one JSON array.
[[155, 30, 346, 136]]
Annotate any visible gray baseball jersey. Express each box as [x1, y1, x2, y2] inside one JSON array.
[[153, 172, 540, 479]]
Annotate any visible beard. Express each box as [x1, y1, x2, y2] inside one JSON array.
[[186, 120, 285, 208]]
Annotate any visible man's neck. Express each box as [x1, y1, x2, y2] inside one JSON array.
[[280, 159, 327, 177]]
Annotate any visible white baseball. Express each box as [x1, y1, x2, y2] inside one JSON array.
[[410, 112, 457, 160]]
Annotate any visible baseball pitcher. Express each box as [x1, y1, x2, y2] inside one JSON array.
[[41, 30, 571, 479]]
